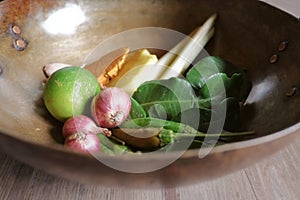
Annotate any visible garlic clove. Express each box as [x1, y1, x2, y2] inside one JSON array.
[[43, 63, 71, 78]]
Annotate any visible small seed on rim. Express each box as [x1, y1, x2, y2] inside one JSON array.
[[286, 87, 297, 97], [13, 38, 27, 51], [278, 41, 288, 52], [269, 54, 279, 64]]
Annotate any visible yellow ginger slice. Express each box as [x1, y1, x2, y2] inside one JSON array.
[[84, 48, 129, 87], [107, 49, 158, 94]]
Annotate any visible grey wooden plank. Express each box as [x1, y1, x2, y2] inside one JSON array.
[[244, 138, 300, 200], [111, 188, 164, 200], [0, 151, 164, 200], [4, 163, 34, 200], [22, 170, 165, 200], [176, 171, 256, 200], [165, 188, 180, 200], [0, 152, 34, 200], [0, 157, 164, 200], [17, 170, 112, 200], [1, 138, 299, 200], [1, 140, 299, 200]]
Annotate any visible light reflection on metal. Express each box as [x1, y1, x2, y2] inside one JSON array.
[[42, 4, 86, 35], [245, 75, 278, 104]]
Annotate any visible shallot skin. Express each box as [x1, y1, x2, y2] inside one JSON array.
[[62, 115, 99, 138], [62, 115, 111, 138], [64, 132, 100, 153], [91, 87, 131, 128]]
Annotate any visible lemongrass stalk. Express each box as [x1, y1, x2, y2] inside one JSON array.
[[156, 26, 201, 67], [158, 13, 217, 79], [159, 27, 215, 79]]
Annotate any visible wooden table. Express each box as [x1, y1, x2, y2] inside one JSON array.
[[1, 1, 299, 199], [0, 137, 299, 200]]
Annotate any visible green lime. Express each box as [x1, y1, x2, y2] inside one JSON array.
[[43, 66, 101, 122]]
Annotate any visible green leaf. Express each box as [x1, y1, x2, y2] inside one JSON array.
[[236, 71, 252, 102], [196, 97, 212, 109], [129, 97, 147, 119], [132, 77, 196, 120], [200, 73, 242, 99], [174, 97, 242, 132], [186, 56, 240, 89], [221, 97, 241, 131], [200, 72, 251, 101], [121, 117, 254, 138], [186, 56, 252, 101], [172, 107, 212, 131]]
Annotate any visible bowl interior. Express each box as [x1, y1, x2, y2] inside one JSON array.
[[0, 0, 299, 148]]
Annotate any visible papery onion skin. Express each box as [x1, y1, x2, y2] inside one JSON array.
[[64, 131, 100, 153], [91, 87, 131, 128], [62, 115, 111, 138], [43, 63, 71, 78]]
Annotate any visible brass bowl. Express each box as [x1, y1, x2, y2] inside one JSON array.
[[0, 0, 299, 188]]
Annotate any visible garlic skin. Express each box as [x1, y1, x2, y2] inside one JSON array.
[[91, 87, 131, 128], [43, 63, 71, 78]]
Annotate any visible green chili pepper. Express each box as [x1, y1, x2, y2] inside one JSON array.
[[98, 134, 132, 155], [100, 144, 115, 155], [158, 129, 176, 147], [121, 117, 254, 138]]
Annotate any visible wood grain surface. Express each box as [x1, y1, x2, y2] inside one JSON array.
[[0, 136, 299, 200], [0, 0, 299, 199]]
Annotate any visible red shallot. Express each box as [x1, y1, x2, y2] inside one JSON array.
[[64, 131, 100, 153], [62, 115, 111, 138], [91, 87, 131, 128]]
